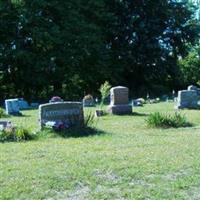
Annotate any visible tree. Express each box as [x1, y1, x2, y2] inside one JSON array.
[[179, 44, 200, 86], [105, 0, 200, 96]]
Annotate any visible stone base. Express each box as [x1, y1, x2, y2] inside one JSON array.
[[108, 104, 132, 115]]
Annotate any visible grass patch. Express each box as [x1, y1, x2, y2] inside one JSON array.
[[146, 112, 192, 128], [0, 107, 9, 118], [0, 127, 35, 142], [1, 102, 200, 199]]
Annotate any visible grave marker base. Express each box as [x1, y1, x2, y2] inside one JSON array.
[[108, 105, 132, 115]]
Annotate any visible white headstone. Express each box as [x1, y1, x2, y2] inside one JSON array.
[[175, 90, 199, 109]]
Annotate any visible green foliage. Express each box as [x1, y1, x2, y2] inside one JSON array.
[[0, 0, 199, 100], [0, 127, 34, 142], [179, 45, 200, 86], [146, 112, 191, 128], [99, 81, 111, 107], [0, 108, 8, 118]]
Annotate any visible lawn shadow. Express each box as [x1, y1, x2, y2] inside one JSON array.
[[15, 114, 32, 118], [60, 127, 107, 138], [132, 112, 149, 117], [115, 112, 149, 117]]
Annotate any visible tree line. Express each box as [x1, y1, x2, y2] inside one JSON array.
[[0, 0, 199, 101]]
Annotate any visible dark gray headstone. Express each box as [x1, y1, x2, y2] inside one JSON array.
[[39, 102, 84, 129]]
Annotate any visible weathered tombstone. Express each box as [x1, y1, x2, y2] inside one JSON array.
[[188, 85, 200, 98], [30, 103, 39, 108], [39, 102, 84, 129], [108, 86, 132, 114], [0, 121, 12, 131], [188, 85, 198, 91], [18, 98, 29, 110], [132, 98, 144, 107], [175, 90, 199, 109], [83, 95, 95, 107], [5, 99, 21, 115], [49, 96, 63, 103]]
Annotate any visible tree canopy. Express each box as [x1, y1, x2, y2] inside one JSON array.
[[0, 0, 199, 101]]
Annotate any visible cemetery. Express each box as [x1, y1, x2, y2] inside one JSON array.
[[1, 0, 200, 199], [1, 86, 200, 199]]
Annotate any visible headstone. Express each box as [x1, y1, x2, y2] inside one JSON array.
[[18, 98, 29, 110], [5, 99, 20, 115], [132, 98, 144, 107], [175, 90, 199, 109], [108, 86, 132, 114], [188, 85, 198, 91], [0, 121, 12, 131], [83, 95, 95, 107], [39, 102, 84, 129], [188, 85, 200, 97], [30, 103, 39, 108], [49, 96, 63, 103]]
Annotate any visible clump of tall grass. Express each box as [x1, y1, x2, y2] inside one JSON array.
[[146, 112, 192, 128]]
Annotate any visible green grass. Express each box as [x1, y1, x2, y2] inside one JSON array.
[[1, 102, 200, 199]]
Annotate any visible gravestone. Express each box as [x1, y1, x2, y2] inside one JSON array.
[[188, 85, 198, 91], [0, 121, 12, 131], [5, 99, 20, 115], [108, 86, 132, 114], [30, 103, 39, 108], [39, 102, 84, 129], [49, 96, 63, 103], [188, 85, 200, 97], [83, 95, 95, 107], [18, 98, 29, 110], [175, 90, 199, 109]]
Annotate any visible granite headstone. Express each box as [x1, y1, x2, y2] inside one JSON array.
[[5, 99, 20, 115], [175, 90, 199, 109], [39, 102, 84, 129], [108, 86, 132, 114]]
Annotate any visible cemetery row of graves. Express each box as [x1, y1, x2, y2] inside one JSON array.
[[0, 83, 200, 142], [1, 83, 200, 199], [2, 94, 200, 199]]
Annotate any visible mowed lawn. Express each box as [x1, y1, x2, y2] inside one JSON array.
[[1, 102, 200, 199]]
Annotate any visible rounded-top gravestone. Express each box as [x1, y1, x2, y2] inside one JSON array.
[[49, 96, 63, 103], [83, 94, 95, 107], [188, 85, 198, 91]]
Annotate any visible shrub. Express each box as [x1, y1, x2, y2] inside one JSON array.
[[0, 127, 34, 142], [0, 108, 9, 118], [146, 112, 191, 128]]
